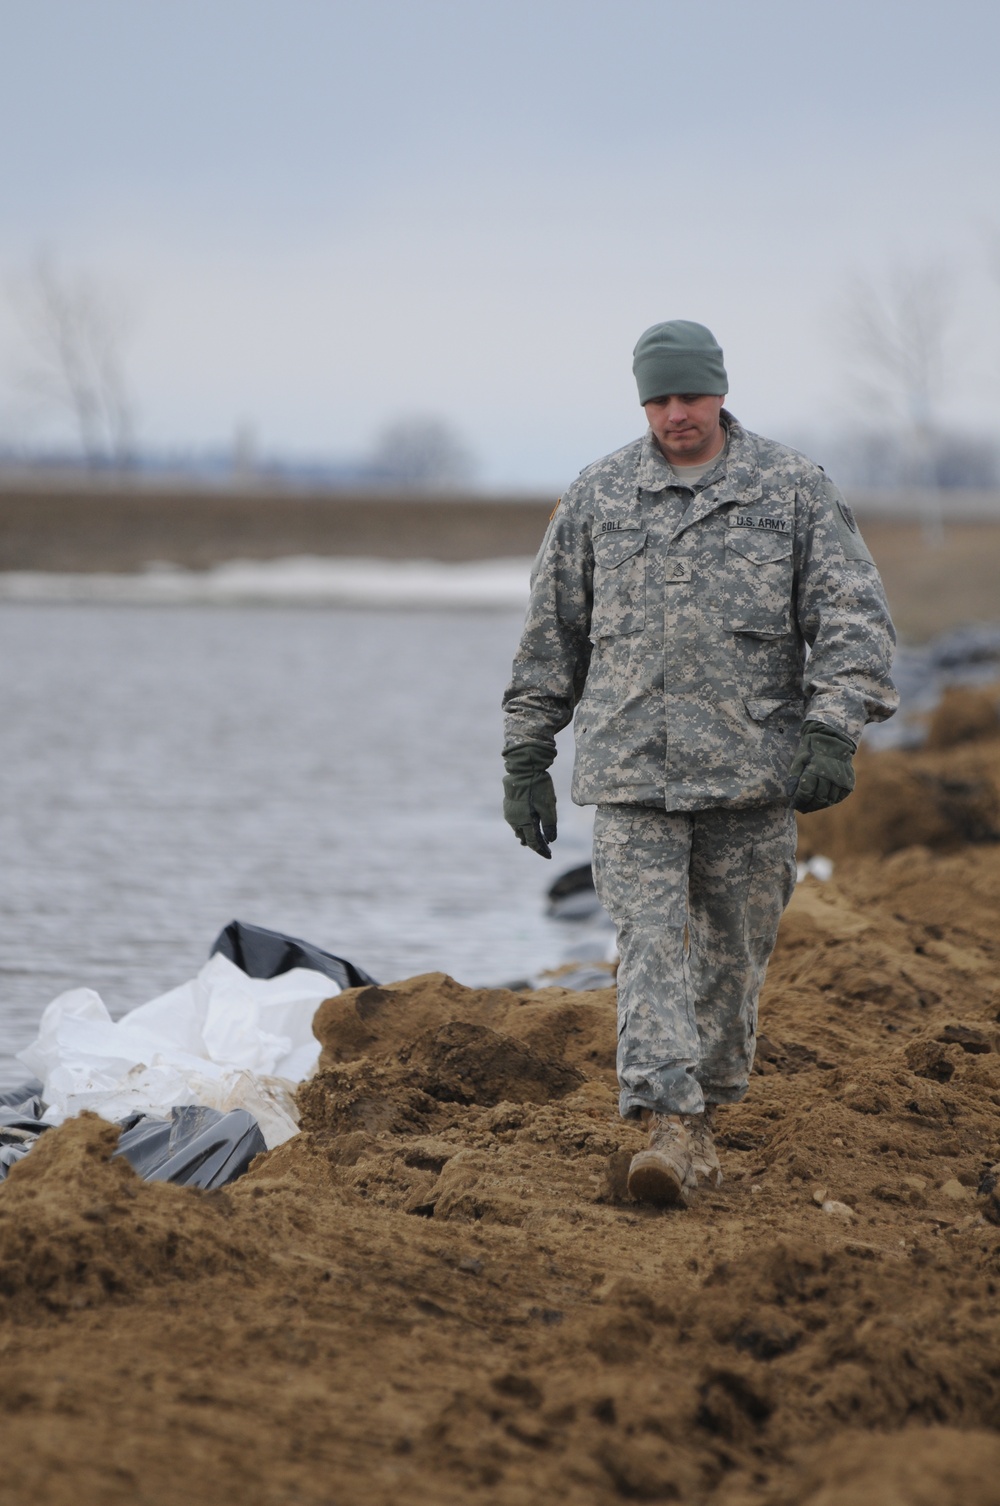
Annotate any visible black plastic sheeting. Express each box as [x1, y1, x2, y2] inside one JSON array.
[[0, 1083, 50, 1180], [211, 919, 378, 990], [0, 1078, 44, 1109], [0, 1091, 266, 1190], [115, 1105, 266, 1187], [546, 862, 599, 920]]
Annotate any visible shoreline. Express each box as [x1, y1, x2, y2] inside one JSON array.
[[0, 555, 535, 610], [2, 484, 1000, 637]]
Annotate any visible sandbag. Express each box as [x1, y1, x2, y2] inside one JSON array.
[[16, 952, 338, 1146]]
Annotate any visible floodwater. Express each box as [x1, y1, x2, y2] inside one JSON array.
[[0, 603, 593, 1083]]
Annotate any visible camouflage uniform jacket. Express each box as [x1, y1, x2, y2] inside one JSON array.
[[502, 413, 898, 810]]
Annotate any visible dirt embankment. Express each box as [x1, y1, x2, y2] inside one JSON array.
[[0, 484, 554, 571], [4, 691, 1000, 1506]]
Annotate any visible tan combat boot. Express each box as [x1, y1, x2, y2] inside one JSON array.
[[627, 1112, 692, 1208], [685, 1110, 723, 1188]]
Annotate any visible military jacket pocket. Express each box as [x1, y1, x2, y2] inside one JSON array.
[[745, 696, 800, 723], [723, 529, 793, 635], [591, 530, 647, 638]]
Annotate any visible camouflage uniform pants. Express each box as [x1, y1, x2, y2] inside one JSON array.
[[592, 803, 797, 1119]]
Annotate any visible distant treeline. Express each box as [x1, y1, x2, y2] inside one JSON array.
[[819, 430, 1000, 492]]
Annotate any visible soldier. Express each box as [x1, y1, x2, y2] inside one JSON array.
[[502, 320, 897, 1208]]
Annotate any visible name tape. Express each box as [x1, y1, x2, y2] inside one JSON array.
[[730, 514, 789, 533]]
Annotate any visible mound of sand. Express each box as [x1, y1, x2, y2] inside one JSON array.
[[797, 683, 1000, 861], [3, 700, 1000, 1505], [0, 1116, 263, 1318]]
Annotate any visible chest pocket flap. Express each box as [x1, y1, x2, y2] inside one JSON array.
[[725, 530, 792, 565], [594, 528, 647, 567]]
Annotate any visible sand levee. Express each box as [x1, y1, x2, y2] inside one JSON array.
[[3, 695, 1000, 1504], [0, 1115, 265, 1317], [796, 685, 1000, 862]]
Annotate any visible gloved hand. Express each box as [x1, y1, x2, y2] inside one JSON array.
[[503, 742, 558, 859], [789, 720, 857, 813]]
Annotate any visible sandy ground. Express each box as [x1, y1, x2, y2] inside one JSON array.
[[3, 687, 1000, 1505]]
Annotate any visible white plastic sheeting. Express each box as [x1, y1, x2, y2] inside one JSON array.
[[17, 953, 338, 1150], [796, 855, 834, 883]]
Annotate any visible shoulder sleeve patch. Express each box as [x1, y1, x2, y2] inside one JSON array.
[[823, 478, 875, 565]]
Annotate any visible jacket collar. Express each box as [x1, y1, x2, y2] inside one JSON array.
[[637, 412, 764, 538], [636, 428, 680, 493]]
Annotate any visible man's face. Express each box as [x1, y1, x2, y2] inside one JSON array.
[[643, 393, 726, 466]]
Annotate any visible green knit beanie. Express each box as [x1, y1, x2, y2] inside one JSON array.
[[632, 320, 728, 404]]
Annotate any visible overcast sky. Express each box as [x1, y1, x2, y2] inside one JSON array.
[[1, 0, 998, 487]]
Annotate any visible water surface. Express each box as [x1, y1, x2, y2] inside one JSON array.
[[0, 604, 592, 1083]]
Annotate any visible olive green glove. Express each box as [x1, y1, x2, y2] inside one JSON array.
[[503, 742, 557, 859], [789, 720, 857, 813]]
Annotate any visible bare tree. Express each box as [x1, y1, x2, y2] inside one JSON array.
[[10, 252, 136, 468], [369, 415, 476, 491], [840, 261, 952, 542]]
